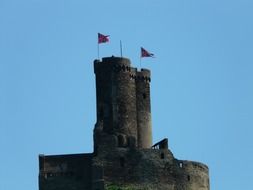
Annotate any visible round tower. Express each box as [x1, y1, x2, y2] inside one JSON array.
[[94, 57, 138, 149], [136, 69, 152, 149], [176, 160, 210, 190]]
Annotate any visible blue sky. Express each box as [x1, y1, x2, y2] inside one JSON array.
[[0, 0, 253, 189]]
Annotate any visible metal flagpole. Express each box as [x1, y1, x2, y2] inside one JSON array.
[[97, 43, 100, 60], [140, 56, 142, 69], [140, 47, 142, 69], [120, 40, 123, 57]]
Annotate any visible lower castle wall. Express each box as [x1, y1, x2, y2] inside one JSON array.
[[38, 150, 209, 190], [93, 148, 209, 190], [38, 149, 209, 190], [39, 154, 92, 190]]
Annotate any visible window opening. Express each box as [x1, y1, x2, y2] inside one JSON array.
[[120, 157, 125, 167], [118, 135, 124, 147]]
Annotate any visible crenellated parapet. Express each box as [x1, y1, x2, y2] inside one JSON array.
[[136, 69, 151, 82], [94, 57, 131, 74]]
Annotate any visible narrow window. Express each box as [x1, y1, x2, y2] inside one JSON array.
[[161, 153, 165, 159], [143, 93, 146, 99], [187, 175, 190, 181], [179, 162, 183, 168], [118, 135, 124, 147], [120, 157, 125, 167]]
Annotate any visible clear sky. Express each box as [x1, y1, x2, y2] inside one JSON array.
[[0, 0, 253, 190]]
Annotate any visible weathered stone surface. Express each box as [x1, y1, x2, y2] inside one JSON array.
[[39, 154, 92, 190], [39, 56, 210, 190]]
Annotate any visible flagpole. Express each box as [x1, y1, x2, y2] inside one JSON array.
[[120, 40, 123, 58], [140, 56, 142, 69], [140, 47, 142, 69], [97, 43, 100, 60]]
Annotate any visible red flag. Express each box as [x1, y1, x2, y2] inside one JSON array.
[[141, 47, 154, 58], [98, 33, 109, 44]]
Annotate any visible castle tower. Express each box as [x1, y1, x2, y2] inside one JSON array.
[[38, 56, 210, 190], [93, 56, 152, 150]]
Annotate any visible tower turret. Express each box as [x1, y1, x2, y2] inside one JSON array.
[[136, 69, 152, 148]]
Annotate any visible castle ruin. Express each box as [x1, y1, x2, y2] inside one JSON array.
[[39, 56, 210, 190]]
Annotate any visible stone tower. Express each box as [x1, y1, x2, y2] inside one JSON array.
[[94, 57, 152, 151], [39, 56, 210, 190]]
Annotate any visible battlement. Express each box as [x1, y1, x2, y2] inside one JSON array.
[[113, 64, 132, 73], [94, 57, 131, 73], [178, 160, 209, 173], [102, 56, 131, 66], [138, 69, 151, 77], [136, 69, 151, 82]]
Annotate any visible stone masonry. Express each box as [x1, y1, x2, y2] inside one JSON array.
[[39, 56, 210, 190]]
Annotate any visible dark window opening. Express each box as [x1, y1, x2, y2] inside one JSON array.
[[187, 175, 190, 181], [120, 157, 125, 167], [118, 135, 125, 147], [143, 93, 146, 99], [161, 153, 165, 159], [76, 174, 83, 180]]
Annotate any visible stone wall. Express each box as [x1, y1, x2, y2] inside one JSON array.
[[174, 160, 210, 190], [92, 147, 209, 190], [39, 154, 92, 190]]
